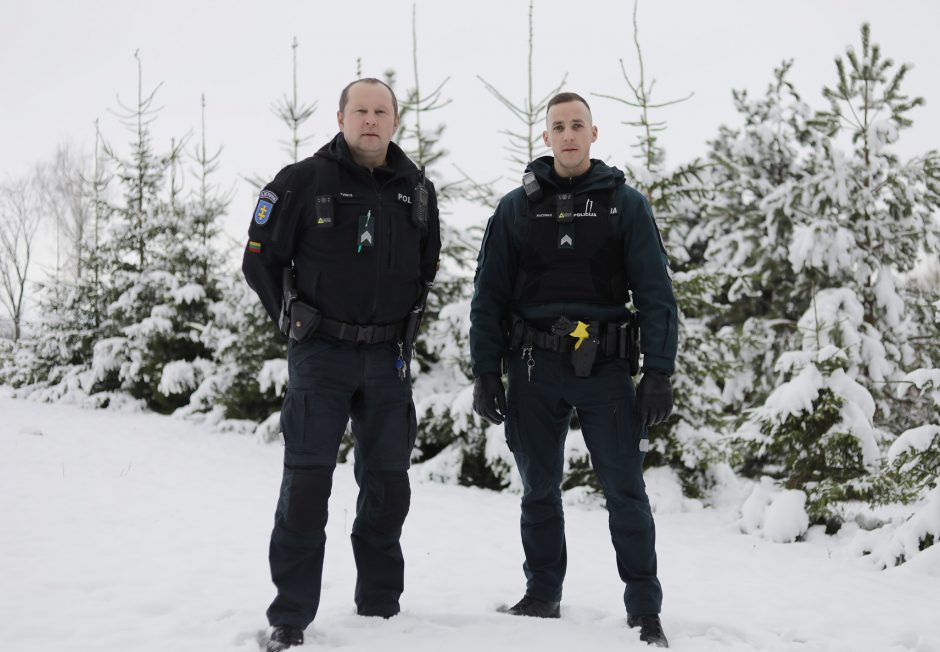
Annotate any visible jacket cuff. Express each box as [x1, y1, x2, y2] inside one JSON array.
[[640, 353, 674, 376]]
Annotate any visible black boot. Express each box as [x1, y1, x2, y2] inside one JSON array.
[[498, 595, 561, 618], [266, 625, 304, 651], [627, 614, 669, 648]]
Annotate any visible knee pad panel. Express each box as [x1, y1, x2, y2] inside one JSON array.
[[283, 465, 333, 534], [366, 470, 411, 533]]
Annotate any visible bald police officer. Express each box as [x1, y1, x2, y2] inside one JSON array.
[[469, 92, 676, 647], [244, 78, 441, 652]]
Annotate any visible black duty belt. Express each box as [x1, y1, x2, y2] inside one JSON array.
[[521, 321, 626, 358], [290, 301, 405, 345], [317, 316, 404, 344]]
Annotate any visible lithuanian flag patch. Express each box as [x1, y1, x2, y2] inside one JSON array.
[[247, 240, 262, 254]]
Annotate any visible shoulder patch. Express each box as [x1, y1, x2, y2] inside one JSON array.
[[254, 199, 273, 225]]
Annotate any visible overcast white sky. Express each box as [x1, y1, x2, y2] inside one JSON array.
[[2, 0, 939, 257]]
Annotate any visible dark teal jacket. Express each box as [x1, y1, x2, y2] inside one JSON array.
[[468, 157, 678, 377]]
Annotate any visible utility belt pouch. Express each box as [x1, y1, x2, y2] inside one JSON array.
[[617, 322, 628, 359], [289, 301, 322, 342], [621, 313, 641, 376], [570, 321, 599, 378], [507, 314, 525, 352], [402, 306, 423, 362]]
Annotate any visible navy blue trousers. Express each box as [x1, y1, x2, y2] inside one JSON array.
[[266, 337, 417, 628], [505, 348, 663, 616]]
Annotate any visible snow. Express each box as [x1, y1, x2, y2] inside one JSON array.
[[157, 358, 211, 396], [171, 282, 207, 305], [2, 393, 939, 652], [873, 267, 905, 329], [762, 490, 810, 544], [759, 363, 824, 421], [258, 359, 289, 397], [888, 425, 940, 464]]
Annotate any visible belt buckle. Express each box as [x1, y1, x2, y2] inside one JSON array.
[[356, 324, 375, 343]]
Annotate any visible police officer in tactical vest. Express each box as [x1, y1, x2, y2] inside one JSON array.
[[469, 92, 676, 648], [243, 78, 441, 652]]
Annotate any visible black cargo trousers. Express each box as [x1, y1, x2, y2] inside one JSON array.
[[267, 335, 418, 629], [505, 347, 663, 616]]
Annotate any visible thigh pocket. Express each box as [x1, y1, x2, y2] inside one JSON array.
[[609, 390, 641, 457], [280, 388, 347, 465], [407, 400, 418, 452], [504, 402, 520, 453]]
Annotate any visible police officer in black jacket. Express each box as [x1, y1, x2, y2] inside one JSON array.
[[469, 92, 676, 648], [243, 78, 441, 652]]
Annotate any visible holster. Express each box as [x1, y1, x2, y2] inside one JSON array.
[[279, 267, 298, 336], [507, 313, 525, 352], [289, 301, 322, 342], [570, 321, 600, 378]]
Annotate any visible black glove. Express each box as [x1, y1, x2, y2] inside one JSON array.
[[636, 370, 673, 427], [473, 373, 507, 426]]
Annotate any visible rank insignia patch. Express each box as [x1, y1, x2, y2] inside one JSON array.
[[247, 240, 262, 254], [254, 200, 273, 225]]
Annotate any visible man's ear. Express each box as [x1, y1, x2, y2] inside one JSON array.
[[543, 130, 550, 146], [591, 125, 598, 143], [337, 110, 344, 130]]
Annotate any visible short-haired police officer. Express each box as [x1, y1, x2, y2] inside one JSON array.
[[243, 78, 441, 652], [469, 92, 676, 648]]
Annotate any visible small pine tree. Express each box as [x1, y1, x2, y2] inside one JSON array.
[[737, 25, 940, 538]]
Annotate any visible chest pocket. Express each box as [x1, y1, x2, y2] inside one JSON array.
[[314, 195, 368, 252]]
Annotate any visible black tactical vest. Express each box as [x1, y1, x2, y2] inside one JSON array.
[[513, 187, 628, 306]]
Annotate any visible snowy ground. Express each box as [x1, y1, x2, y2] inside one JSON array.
[[2, 390, 938, 652]]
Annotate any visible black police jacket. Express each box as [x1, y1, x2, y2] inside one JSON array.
[[242, 133, 441, 329], [469, 157, 678, 377]]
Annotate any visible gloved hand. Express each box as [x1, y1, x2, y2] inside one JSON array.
[[636, 370, 673, 427], [473, 373, 507, 426]]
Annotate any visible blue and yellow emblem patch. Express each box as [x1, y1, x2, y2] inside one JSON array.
[[254, 200, 273, 225]]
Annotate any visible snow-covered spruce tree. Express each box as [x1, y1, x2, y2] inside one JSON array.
[[149, 96, 231, 413], [593, 0, 723, 497], [192, 40, 316, 437], [90, 53, 227, 413], [693, 62, 818, 471], [738, 24, 940, 534], [388, 6, 508, 488], [177, 269, 286, 438]]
